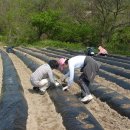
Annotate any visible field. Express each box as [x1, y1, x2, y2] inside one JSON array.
[[0, 47, 130, 130]]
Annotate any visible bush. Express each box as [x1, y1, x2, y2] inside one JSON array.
[[106, 27, 130, 55], [31, 10, 61, 39], [28, 39, 85, 51], [53, 22, 99, 46]]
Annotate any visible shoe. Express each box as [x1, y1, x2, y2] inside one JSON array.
[[33, 87, 45, 95], [39, 90, 46, 95], [33, 87, 40, 92], [62, 86, 69, 91], [81, 94, 93, 103], [39, 88, 46, 95]]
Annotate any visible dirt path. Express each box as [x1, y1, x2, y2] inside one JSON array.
[[20, 50, 130, 130], [8, 53, 65, 130]]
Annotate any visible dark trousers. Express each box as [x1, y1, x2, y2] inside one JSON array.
[[78, 74, 91, 97], [99, 53, 107, 56]]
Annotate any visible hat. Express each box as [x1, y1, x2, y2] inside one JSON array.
[[57, 58, 66, 71]]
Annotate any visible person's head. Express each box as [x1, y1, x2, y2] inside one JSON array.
[[48, 60, 59, 69], [85, 47, 95, 56], [98, 46, 103, 50], [57, 58, 69, 71]]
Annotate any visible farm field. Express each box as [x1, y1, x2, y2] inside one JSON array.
[[0, 46, 130, 130]]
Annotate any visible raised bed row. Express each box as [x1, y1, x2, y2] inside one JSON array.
[[23, 47, 130, 79], [14, 49, 103, 130], [106, 54, 130, 60], [41, 48, 130, 79], [43, 48, 130, 70], [22, 49, 130, 90], [95, 55, 130, 64], [56, 48, 130, 61], [94, 57, 130, 70], [0, 50, 27, 130], [43, 47, 130, 90], [15, 47, 130, 119]]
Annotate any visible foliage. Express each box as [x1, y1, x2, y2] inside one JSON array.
[[31, 10, 61, 38], [0, 0, 130, 55], [28, 39, 85, 51], [31, 9, 99, 45], [0, 0, 39, 45], [106, 27, 130, 55], [92, 0, 129, 43]]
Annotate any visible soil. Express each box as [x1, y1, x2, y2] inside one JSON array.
[[15, 49, 130, 130], [1, 48, 130, 130], [7, 52, 66, 130]]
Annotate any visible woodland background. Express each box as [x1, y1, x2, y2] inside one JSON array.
[[0, 0, 130, 54]]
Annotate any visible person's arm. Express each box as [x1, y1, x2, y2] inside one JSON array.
[[62, 63, 74, 91], [60, 67, 70, 82], [64, 71, 70, 79], [67, 63, 74, 87], [48, 69, 55, 84], [105, 49, 108, 54]]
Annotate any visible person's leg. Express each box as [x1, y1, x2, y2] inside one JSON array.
[[30, 78, 49, 94], [33, 87, 40, 92], [30, 79, 40, 92], [78, 74, 91, 97], [78, 74, 93, 103], [100, 53, 106, 56], [38, 79, 50, 92]]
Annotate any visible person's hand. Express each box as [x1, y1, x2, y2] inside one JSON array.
[[54, 81, 60, 87], [60, 77, 66, 83], [62, 86, 69, 91]]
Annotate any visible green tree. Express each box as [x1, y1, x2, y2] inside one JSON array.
[[31, 10, 61, 39], [0, 0, 39, 45], [91, 0, 129, 44]]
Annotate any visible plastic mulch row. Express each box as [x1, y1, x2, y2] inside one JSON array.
[[16, 47, 130, 119], [22, 47, 130, 79], [0, 50, 28, 130], [14, 49, 104, 130], [24, 47, 130, 86]]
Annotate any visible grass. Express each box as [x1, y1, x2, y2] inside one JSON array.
[[106, 43, 130, 56], [27, 40, 86, 52], [4, 39, 130, 56]]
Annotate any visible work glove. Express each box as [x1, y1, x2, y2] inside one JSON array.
[[62, 86, 69, 91]]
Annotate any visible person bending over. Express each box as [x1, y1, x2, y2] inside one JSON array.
[[58, 56, 101, 103], [97, 46, 108, 56]]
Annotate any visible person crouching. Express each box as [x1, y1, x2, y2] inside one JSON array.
[[30, 60, 59, 95]]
